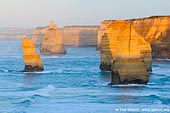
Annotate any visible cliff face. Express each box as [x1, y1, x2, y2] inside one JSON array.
[[22, 38, 44, 72], [100, 20, 151, 84], [31, 25, 99, 47], [61, 26, 99, 46], [97, 20, 114, 50], [98, 16, 170, 58], [132, 16, 170, 58], [31, 26, 48, 46], [40, 21, 66, 54]]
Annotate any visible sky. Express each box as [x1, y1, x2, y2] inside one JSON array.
[[0, 0, 169, 28]]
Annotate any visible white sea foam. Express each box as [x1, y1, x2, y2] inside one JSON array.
[[24, 69, 63, 74], [111, 84, 147, 87], [147, 83, 157, 85], [107, 92, 161, 97], [34, 85, 56, 97], [156, 58, 170, 61], [41, 55, 59, 58], [146, 84, 170, 89], [152, 67, 160, 70], [24, 85, 56, 97]]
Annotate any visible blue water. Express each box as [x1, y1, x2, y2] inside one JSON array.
[[0, 40, 170, 113]]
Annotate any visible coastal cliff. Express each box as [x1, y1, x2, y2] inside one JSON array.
[[61, 26, 99, 46], [98, 16, 170, 58], [97, 20, 114, 50], [132, 16, 170, 58], [40, 21, 66, 54], [31, 25, 99, 47], [100, 20, 151, 84], [22, 38, 44, 72], [31, 26, 48, 46]]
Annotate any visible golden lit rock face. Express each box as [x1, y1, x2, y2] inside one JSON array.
[[100, 20, 152, 71], [132, 16, 170, 58], [22, 38, 44, 72], [98, 16, 170, 58], [132, 17, 170, 43], [100, 20, 151, 84], [111, 59, 149, 84], [40, 21, 66, 54]]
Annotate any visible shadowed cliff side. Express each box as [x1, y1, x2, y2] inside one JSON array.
[[151, 28, 170, 58], [100, 33, 113, 71], [31, 26, 48, 46], [40, 21, 66, 54], [100, 20, 151, 84], [22, 38, 44, 72], [132, 16, 170, 58], [97, 20, 115, 50]]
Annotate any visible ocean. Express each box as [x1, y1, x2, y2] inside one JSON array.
[[0, 40, 170, 113]]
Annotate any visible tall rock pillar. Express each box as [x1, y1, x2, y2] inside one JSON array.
[[22, 38, 44, 72]]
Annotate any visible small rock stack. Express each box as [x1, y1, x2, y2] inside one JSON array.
[[100, 20, 152, 84], [22, 38, 44, 72]]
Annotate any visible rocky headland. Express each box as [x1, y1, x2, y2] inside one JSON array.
[[22, 37, 44, 72], [98, 16, 170, 58], [40, 21, 66, 54]]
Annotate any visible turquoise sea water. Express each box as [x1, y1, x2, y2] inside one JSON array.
[[0, 40, 170, 113]]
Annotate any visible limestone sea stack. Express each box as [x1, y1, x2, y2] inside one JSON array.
[[40, 21, 66, 54], [22, 38, 44, 72], [100, 20, 152, 84]]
